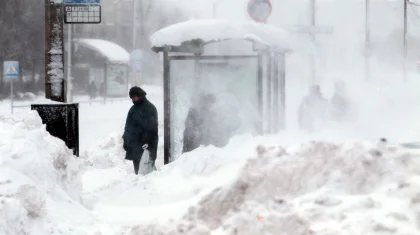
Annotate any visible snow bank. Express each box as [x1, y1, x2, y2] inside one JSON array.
[[150, 19, 293, 52], [0, 111, 92, 234], [125, 140, 420, 235], [2, 102, 419, 235], [83, 133, 129, 170], [80, 134, 258, 226]]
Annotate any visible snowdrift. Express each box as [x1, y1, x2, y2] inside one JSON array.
[[127, 140, 420, 235], [2, 111, 420, 235], [0, 111, 91, 235], [85, 135, 257, 226]]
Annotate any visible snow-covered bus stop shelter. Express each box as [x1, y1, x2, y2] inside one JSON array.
[[71, 39, 130, 98], [150, 19, 293, 164]]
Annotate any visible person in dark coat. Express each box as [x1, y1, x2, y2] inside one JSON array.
[[88, 81, 97, 99], [99, 82, 105, 96], [298, 85, 328, 131], [123, 86, 158, 175], [329, 81, 357, 122], [182, 93, 217, 153]]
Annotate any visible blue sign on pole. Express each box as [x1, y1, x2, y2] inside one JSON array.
[[130, 50, 143, 73], [3, 61, 19, 79], [64, 0, 100, 4], [132, 61, 142, 73]]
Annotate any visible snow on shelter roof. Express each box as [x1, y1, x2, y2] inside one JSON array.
[[150, 19, 293, 53], [74, 39, 130, 63]]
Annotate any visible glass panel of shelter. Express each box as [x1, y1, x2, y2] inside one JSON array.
[[278, 54, 286, 130], [260, 51, 285, 135], [169, 56, 258, 160], [166, 40, 286, 162]]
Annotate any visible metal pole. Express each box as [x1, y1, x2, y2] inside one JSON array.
[[67, 24, 72, 103], [213, 0, 224, 18], [266, 53, 272, 133], [132, 0, 137, 85], [310, 0, 316, 84], [365, 0, 371, 81], [133, 0, 137, 50], [213, 3, 216, 18], [404, 0, 408, 81], [138, 0, 144, 85], [10, 79, 14, 114], [273, 55, 279, 132], [280, 55, 286, 130], [257, 52, 263, 135], [163, 48, 171, 165]]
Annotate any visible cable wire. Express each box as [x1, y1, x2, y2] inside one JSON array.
[[382, 0, 404, 10], [410, 3, 420, 19]]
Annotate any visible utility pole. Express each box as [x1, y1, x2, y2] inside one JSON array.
[[213, 0, 222, 18], [365, 0, 371, 81], [213, 3, 217, 18], [294, 0, 332, 85], [213, 0, 228, 18], [310, 0, 316, 84], [45, 0, 65, 102], [404, 0, 408, 80], [66, 24, 72, 103], [132, 0, 137, 51]]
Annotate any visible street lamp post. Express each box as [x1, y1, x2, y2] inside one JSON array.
[[133, 0, 137, 51]]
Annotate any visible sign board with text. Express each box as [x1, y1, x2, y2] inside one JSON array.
[[64, 5, 101, 24], [64, 0, 101, 24], [64, 0, 100, 4]]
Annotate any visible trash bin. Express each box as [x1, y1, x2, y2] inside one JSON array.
[[31, 104, 79, 156]]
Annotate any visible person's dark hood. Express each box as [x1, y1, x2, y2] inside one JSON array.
[[129, 86, 147, 98]]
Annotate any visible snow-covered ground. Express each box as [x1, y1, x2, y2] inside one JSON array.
[[1, 75, 420, 234]]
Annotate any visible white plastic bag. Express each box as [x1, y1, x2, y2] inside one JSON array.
[[139, 149, 157, 175]]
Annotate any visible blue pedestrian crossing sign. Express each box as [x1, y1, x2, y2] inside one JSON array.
[[3, 61, 19, 79]]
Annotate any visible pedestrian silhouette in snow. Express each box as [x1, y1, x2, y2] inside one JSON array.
[[298, 85, 328, 131], [123, 86, 158, 175]]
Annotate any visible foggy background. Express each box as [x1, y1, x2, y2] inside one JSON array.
[[1, 0, 420, 105]]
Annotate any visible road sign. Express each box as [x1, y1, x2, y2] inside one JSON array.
[[130, 50, 143, 60], [3, 61, 19, 78], [64, 0, 101, 24], [4, 61, 19, 114], [131, 61, 142, 73], [64, 5, 101, 24], [130, 50, 143, 73], [64, 0, 100, 4], [247, 0, 272, 23]]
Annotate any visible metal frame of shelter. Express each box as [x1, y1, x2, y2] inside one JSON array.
[[152, 38, 287, 165]]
